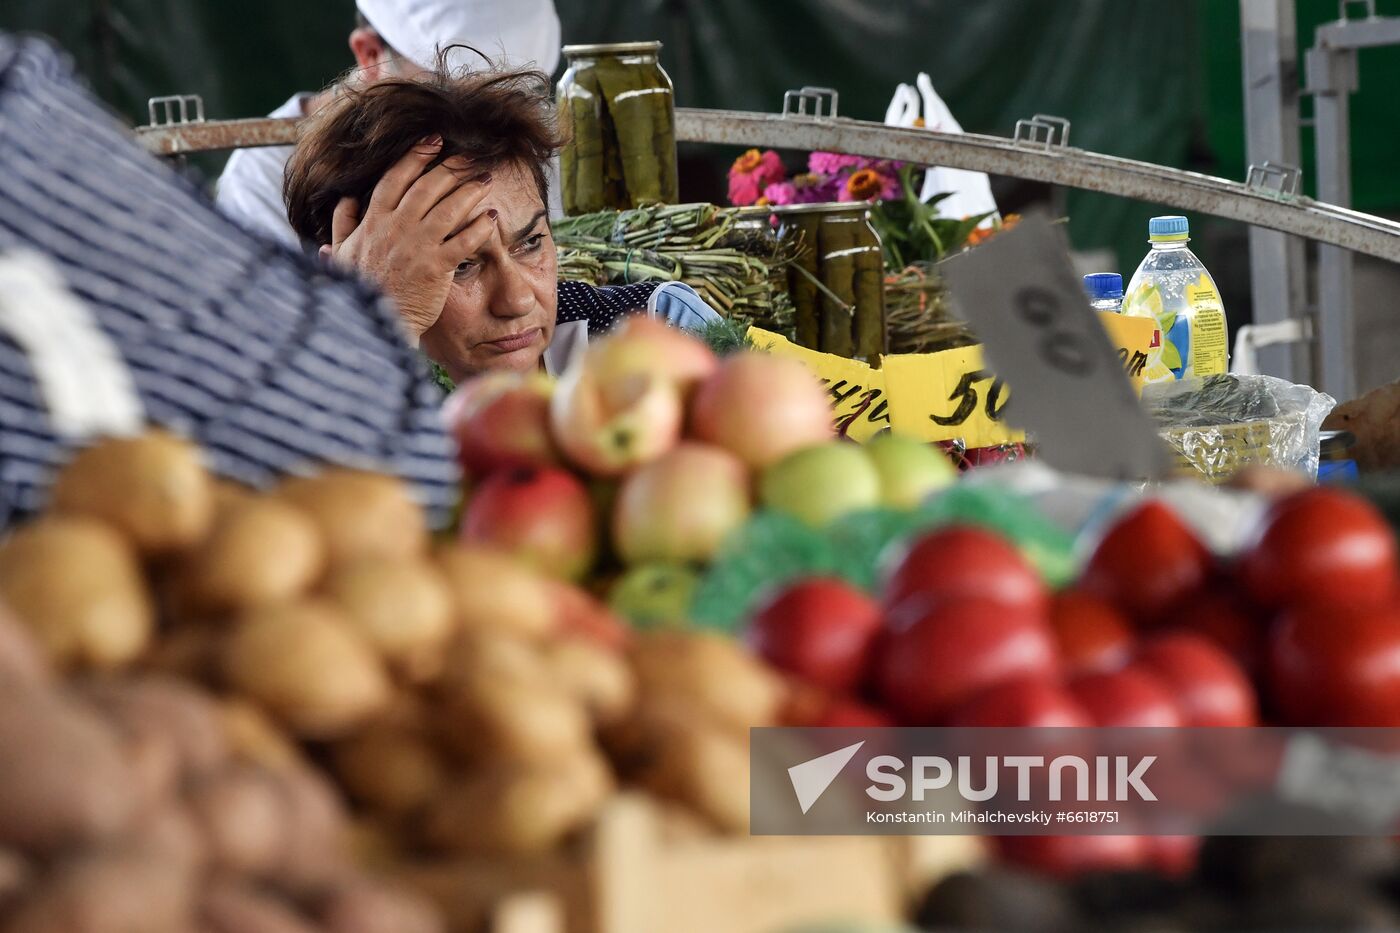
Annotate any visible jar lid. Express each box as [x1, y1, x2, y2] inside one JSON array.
[[562, 41, 662, 57], [766, 201, 868, 217]]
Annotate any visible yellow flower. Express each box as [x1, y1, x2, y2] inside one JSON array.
[[913, 116, 926, 128], [845, 169, 883, 201], [756, 195, 771, 206], [731, 149, 762, 175]]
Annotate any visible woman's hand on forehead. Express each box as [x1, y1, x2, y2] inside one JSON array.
[[319, 137, 497, 342]]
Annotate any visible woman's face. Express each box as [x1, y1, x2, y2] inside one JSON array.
[[419, 160, 557, 381]]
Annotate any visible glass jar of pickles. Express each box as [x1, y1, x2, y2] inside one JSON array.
[[557, 42, 679, 215], [774, 202, 886, 363]]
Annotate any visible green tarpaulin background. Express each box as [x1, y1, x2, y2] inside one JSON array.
[[7, 0, 1400, 303]]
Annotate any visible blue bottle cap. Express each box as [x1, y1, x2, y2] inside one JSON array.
[[1083, 272, 1123, 302], [1148, 215, 1190, 239]]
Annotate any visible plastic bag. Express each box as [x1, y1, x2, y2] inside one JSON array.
[[1144, 375, 1336, 482]]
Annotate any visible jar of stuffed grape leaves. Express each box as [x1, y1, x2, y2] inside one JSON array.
[[773, 202, 886, 362], [557, 42, 679, 215]]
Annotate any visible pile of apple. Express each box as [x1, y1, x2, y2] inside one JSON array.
[[744, 483, 1400, 877], [444, 318, 956, 606]]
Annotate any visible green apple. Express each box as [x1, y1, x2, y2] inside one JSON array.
[[607, 562, 700, 628], [865, 432, 956, 509], [759, 442, 882, 527]]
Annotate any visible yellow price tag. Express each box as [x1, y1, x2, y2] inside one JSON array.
[[747, 329, 890, 441], [749, 311, 1158, 448]]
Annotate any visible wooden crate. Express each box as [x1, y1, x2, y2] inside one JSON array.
[[399, 794, 985, 933]]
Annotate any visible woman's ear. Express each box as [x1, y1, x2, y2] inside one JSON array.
[[349, 27, 391, 81]]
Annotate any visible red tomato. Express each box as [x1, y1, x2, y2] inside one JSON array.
[[1150, 834, 1201, 878], [745, 577, 883, 693], [948, 676, 1093, 728], [1134, 632, 1258, 727], [1241, 487, 1399, 612], [1269, 602, 1400, 726], [1068, 667, 1184, 728], [1079, 501, 1214, 626], [1175, 586, 1265, 677], [1049, 589, 1133, 674], [875, 598, 1059, 725], [997, 834, 1152, 878], [879, 525, 1048, 622], [816, 697, 895, 728]]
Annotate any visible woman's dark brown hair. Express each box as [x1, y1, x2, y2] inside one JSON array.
[[284, 60, 563, 245]]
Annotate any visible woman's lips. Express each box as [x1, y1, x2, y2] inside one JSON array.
[[484, 328, 542, 354]]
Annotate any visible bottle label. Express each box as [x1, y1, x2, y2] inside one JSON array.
[[1185, 278, 1228, 376]]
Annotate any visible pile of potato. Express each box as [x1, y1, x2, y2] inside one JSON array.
[[0, 431, 796, 911], [0, 601, 439, 933]]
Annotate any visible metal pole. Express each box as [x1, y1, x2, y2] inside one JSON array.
[[1240, 0, 1309, 383], [1307, 42, 1360, 400]]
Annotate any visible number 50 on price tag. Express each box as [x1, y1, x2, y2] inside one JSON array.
[[940, 215, 1173, 480]]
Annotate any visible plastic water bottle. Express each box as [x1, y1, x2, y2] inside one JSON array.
[[1083, 273, 1123, 314], [1121, 216, 1228, 383]]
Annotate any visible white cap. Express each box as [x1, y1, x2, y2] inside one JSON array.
[[356, 0, 562, 74]]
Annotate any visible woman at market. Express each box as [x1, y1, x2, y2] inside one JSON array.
[[283, 59, 719, 383]]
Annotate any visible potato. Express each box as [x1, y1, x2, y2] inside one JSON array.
[[630, 630, 784, 732], [435, 545, 556, 638], [272, 765, 352, 892], [51, 431, 214, 554], [123, 801, 208, 870], [0, 684, 137, 851], [276, 470, 426, 565], [141, 621, 224, 681], [200, 879, 320, 933], [0, 600, 50, 688], [78, 676, 229, 779], [0, 847, 32, 914], [316, 880, 445, 933], [219, 699, 305, 771], [181, 498, 325, 614], [324, 557, 454, 682], [4, 850, 195, 933], [0, 518, 153, 670], [224, 600, 391, 739], [332, 721, 446, 816], [543, 637, 636, 724], [438, 675, 592, 768], [424, 752, 613, 857], [187, 765, 288, 877], [635, 716, 750, 834]]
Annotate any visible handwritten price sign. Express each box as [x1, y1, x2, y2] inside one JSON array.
[[749, 312, 1154, 448], [940, 214, 1174, 479]]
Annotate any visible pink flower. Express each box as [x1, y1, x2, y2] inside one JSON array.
[[728, 171, 762, 206], [808, 151, 870, 176], [762, 181, 797, 206], [755, 149, 786, 188], [838, 166, 902, 203]]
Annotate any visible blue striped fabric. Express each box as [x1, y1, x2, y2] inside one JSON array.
[[0, 35, 460, 527]]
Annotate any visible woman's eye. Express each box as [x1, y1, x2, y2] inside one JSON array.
[[520, 233, 547, 253], [455, 260, 477, 275]]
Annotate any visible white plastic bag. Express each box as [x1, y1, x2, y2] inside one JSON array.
[[884, 73, 999, 224]]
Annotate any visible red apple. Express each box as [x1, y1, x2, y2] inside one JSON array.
[[1049, 589, 1133, 675], [816, 697, 894, 728], [549, 359, 683, 478], [613, 443, 751, 565], [1079, 501, 1214, 627], [591, 315, 718, 393], [690, 352, 834, 469], [1135, 632, 1257, 727], [443, 371, 558, 478], [1269, 602, 1400, 726], [745, 577, 883, 693], [875, 598, 1059, 724], [550, 580, 630, 651], [948, 676, 1093, 728], [1067, 667, 1184, 728], [881, 525, 1048, 622], [460, 467, 597, 581]]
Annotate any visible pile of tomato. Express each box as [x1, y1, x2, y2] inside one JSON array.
[[742, 485, 1400, 876]]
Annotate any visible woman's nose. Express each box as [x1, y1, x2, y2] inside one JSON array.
[[490, 258, 537, 319]]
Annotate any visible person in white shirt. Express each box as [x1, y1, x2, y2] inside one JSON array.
[[215, 0, 561, 247]]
